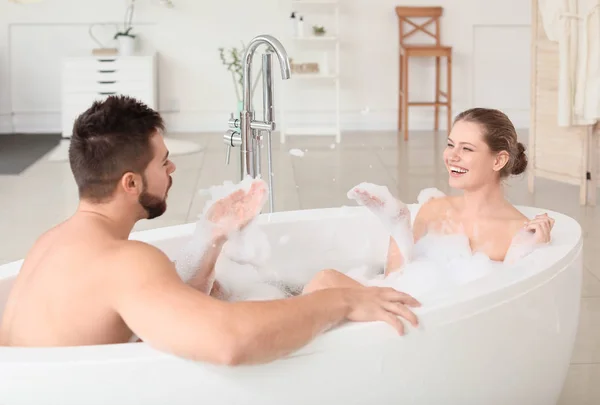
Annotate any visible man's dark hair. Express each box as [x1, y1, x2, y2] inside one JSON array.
[[68, 95, 165, 203]]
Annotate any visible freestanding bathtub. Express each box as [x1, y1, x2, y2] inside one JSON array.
[[0, 204, 583, 405]]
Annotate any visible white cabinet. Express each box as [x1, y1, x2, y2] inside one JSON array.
[[61, 54, 157, 138]]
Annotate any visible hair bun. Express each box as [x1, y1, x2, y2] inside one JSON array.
[[512, 142, 528, 175]]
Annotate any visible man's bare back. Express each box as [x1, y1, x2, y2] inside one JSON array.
[[0, 215, 135, 346]]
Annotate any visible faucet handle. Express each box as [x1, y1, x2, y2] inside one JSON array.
[[228, 112, 240, 129], [225, 144, 232, 165], [223, 129, 241, 166], [250, 120, 275, 131]]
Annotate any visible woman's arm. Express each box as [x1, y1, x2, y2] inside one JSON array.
[[503, 213, 554, 265], [384, 197, 440, 275]]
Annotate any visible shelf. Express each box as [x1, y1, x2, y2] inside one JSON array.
[[292, 36, 338, 42], [291, 0, 339, 5], [284, 126, 339, 136], [281, 0, 341, 144], [291, 73, 338, 80]]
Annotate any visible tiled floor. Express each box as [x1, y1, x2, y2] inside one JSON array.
[[0, 130, 599, 403]]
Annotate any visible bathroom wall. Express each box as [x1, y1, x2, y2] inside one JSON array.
[[0, 0, 531, 134]]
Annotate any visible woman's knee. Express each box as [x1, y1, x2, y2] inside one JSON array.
[[303, 269, 343, 294]]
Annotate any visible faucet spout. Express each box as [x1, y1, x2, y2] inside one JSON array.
[[242, 35, 291, 108]]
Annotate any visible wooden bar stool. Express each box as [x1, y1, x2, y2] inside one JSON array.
[[396, 6, 452, 141]]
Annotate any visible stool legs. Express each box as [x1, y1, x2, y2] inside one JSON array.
[[446, 55, 452, 134], [402, 53, 409, 141], [398, 52, 403, 132], [435, 56, 440, 131], [397, 52, 452, 140]]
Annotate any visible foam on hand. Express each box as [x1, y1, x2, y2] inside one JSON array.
[[198, 176, 259, 217], [347, 182, 414, 265], [192, 177, 280, 298]]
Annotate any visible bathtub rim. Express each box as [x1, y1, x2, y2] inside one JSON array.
[[0, 204, 583, 364]]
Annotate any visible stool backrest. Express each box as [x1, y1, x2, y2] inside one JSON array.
[[395, 6, 443, 46]]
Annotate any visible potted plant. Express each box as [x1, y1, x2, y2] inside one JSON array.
[[218, 42, 263, 110], [114, 0, 137, 55], [312, 25, 326, 37], [114, 27, 136, 56]]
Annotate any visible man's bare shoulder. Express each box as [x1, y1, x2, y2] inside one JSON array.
[[101, 240, 183, 305], [108, 240, 174, 274]]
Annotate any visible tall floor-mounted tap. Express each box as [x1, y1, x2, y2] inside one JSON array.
[[223, 35, 291, 213]]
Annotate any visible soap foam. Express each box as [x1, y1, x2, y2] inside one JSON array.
[[196, 177, 273, 277], [216, 262, 289, 301], [347, 182, 414, 266], [173, 218, 218, 284], [222, 218, 272, 268], [198, 176, 261, 217], [216, 228, 496, 303], [197, 181, 505, 304], [338, 231, 494, 300]]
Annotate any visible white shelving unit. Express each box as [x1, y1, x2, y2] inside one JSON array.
[[280, 0, 341, 143]]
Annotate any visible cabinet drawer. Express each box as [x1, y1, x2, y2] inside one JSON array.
[[64, 56, 154, 72], [63, 90, 155, 109], [64, 68, 153, 81], [63, 77, 152, 93]]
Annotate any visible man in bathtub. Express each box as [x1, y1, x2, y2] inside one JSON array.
[[0, 95, 420, 365]]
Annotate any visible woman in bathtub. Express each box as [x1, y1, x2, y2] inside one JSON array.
[[303, 107, 555, 293]]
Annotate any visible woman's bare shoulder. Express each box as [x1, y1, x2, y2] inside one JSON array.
[[413, 195, 454, 240], [498, 204, 530, 241], [418, 195, 454, 217], [500, 203, 529, 226]]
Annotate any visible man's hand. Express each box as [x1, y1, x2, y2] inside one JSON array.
[[343, 286, 420, 336], [205, 179, 268, 239]]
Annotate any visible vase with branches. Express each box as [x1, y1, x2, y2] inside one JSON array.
[[114, 0, 137, 55], [218, 42, 263, 105]]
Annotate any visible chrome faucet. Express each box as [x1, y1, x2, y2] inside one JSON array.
[[224, 35, 291, 213]]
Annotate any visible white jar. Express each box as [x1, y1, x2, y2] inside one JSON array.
[[297, 16, 304, 37], [117, 36, 136, 56]]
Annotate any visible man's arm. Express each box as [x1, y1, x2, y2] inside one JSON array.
[[111, 242, 419, 366], [111, 241, 352, 365], [172, 220, 226, 294]]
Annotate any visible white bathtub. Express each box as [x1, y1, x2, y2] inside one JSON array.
[[0, 204, 583, 405]]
